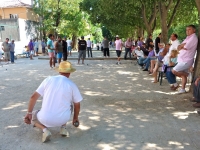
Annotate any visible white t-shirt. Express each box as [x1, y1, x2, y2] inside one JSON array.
[[87, 40, 92, 47], [163, 39, 180, 64], [134, 49, 144, 58], [67, 40, 72, 47], [36, 75, 83, 127], [169, 39, 180, 54], [34, 41, 38, 49]]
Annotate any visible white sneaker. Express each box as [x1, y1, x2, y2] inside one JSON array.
[[60, 127, 69, 136], [178, 88, 186, 94], [42, 129, 51, 143]]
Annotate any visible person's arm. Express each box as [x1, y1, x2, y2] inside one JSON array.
[[73, 102, 80, 125], [1, 43, 4, 51], [195, 77, 200, 86], [24, 92, 41, 124], [177, 43, 186, 51], [55, 41, 58, 52]]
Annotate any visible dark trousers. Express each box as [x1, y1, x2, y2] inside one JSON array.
[[87, 47, 92, 57], [124, 48, 132, 59], [63, 52, 68, 61], [10, 51, 14, 63], [103, 48, 110, 57], [193, 77, 200, 102]]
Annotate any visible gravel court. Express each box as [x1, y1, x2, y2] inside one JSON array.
[[0, 58, 200, 150]]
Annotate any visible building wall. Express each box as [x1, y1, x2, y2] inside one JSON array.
[[0, 7, 38, 22], [0, 7, 27, 19], [18, 18, 39, 43], [0, 19, 20, 42]]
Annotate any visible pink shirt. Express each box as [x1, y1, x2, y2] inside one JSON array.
[[115, 39, 122, 50], [177, 33, 198, 65]]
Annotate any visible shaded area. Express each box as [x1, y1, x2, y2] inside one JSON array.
[[0, 59, 199, 150]]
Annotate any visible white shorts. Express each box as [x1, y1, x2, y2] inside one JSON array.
[[173, 62, 191, 73]]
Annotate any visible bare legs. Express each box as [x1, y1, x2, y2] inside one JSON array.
[[49, 57, 55, 68], [172, 70, 188, 89]]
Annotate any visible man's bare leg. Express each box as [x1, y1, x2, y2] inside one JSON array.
[[49, 58, 52, 68], [34, 122, 51, 142]]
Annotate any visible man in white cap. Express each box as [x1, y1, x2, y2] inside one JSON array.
[[115, 35, 123, 64], [24, 61, 83, 143]]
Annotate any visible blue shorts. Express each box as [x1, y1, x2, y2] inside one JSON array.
[[57, 52, 63, 58], [68, 46, 72, 51]]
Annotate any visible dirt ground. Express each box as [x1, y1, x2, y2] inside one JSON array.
[[0, 57, 200, 150]]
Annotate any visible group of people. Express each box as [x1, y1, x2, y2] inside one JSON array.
[[1, 38, 15, 64], [133, 25, 200, 106]]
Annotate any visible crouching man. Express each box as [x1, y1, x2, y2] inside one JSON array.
[[24, 61, 83, 142]]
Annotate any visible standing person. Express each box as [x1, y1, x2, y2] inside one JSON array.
[[24, 61, 83, 143], [67, 38, 72, 56], [78, 36, 87, 64], [155, 33, 161, 54], [9, 40, 15, 64], [172, 25, 198, 94], [47, 34, 55, 68], [1, 38, 10, 63], [87, 38, 92, 58], [34, 39, 39, 56], [28, 39, 34, 60], [62, 37, 68, 61], [102, 37, 110, 58], [124, 38, 132, 60], [55, 37, 63, 64], [41, 39, 46, 56], [145, 34, 154, 49], [137, 37, 144, 48], [115, 35, 123, 65]]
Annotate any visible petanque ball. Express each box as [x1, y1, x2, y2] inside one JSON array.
[[73, 121, 79, 127]]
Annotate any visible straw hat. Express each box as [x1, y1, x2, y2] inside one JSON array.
[[56, 61, 76, 73], [116, 35, 119, 38]]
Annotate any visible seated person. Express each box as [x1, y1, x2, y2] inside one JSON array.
[[141, 46, 155, 71], [191, 75, 200, 108], [140, 43, 149, 57], [150, 43, 165, 74], [151, 44, 171, 83], [24, 46, 30, 58], [133, 46, 144, 59], [164, 50, 179, 89]]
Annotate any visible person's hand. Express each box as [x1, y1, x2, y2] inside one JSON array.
[[24, 114, 32, 124], [189, 67, 194, 73], [195, 78, 200, 86]]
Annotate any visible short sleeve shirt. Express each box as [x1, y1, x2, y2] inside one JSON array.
[[78, 40, 86, 50], [115, 39, 122, 50], [36, 75, 83, 127], [47, 39, 54, 52], [2, 42, 10, 52]]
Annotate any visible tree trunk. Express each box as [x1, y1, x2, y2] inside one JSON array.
[[159, 2, 169, 44], [193, 0, 200, 78], [137, 27, 144, 37], [72, 34, 77, 50]]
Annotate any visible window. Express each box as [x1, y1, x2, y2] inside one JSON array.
[[10, 14, 18, 19], [0, 26, 5, 31]]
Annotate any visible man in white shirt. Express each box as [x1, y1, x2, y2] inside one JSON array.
[[67, 38, 73, 56], [87, 38, 92, 57], [24, 61, 83, 143], [162, 33, 180, 66]]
